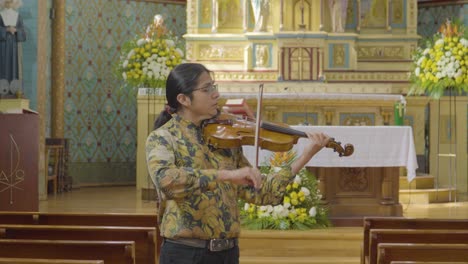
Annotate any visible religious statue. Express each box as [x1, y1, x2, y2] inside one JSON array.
[[145, 14, 167, 41], [361, 0, 387, 28], [255, 44, 269, 67], [329, 0, 348, 33], [0, 0, 26, 95], [251, 0, 270, 32]]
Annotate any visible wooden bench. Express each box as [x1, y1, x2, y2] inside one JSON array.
[[0, 224, 157, 264], [0, 258, 104, 264], [369, 229, 468, 264], [0, 211, 160, 261], [0, 212, 157, 227], [390, 261, 468, 264], [362, 217, 468, 264], [377, 243, 468, 264], [0, 239, 135, 264]]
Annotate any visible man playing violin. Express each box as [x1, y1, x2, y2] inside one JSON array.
[[146, 62, 331, 264]]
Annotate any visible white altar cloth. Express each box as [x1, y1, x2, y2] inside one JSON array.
[[242, 126, 418, 182]]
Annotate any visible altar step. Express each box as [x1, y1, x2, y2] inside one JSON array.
[[239, 228, 362, 264], [399, 175, 457, 204]]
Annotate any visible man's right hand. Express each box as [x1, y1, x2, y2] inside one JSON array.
[[219, 167, 262, 189]]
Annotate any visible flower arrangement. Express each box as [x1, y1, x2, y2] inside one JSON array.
[[115, 15, 185, 91], [409, 19, 468, 99], [240, 151, 330, 230]]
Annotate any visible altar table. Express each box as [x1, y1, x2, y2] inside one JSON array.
[[243, 126, 418, 226]]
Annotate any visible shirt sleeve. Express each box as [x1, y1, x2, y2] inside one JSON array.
[[236, 149, 294, 205], [146, 129, 219, 201]]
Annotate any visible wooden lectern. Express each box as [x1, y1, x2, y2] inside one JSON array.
[[0, 109, 39, 211]]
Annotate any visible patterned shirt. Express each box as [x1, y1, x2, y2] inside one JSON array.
[[146, 114, 294, 240]]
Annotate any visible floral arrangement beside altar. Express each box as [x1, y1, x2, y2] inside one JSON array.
[[239, 151, 330, 230], [115, 14, 185, 93], [409, 19, 468, 99]]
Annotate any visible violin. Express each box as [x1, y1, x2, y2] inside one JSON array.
[[202, 113, 354, 157]]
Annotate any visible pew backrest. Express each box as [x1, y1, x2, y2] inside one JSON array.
[[377, 243, 468, 264], [0, 258, 104, 264], [0, 212, 157, 227], [369, 229, 468, 264], [390, 261, 468, 264], [363, 217, 468, 262], [0, 239, 135, 264], [0, 224, 156, 264]]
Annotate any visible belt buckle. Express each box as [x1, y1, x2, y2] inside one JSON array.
[[209, 239, 229, 252]]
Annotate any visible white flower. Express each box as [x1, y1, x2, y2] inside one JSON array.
[[414, 67, 420, 76], [309, 207, 317, 217], [417, 57, 424, 65], [423, 48, 430, 55], [266, 205, 273, 213], [122, 60, 128, 68], [127, 49, 135, 59], [176, 48, 184, 56], [165, 39, 175, 47], [293, 175, 302, 185], [136, 38, 147, 46], [435, 39, 444, 46], [300, 187, 310, 197], [461, 38, 468, 47], [244, 203, 250, 211], [122, 72, 127, 80], [283, 202, 291, 209]]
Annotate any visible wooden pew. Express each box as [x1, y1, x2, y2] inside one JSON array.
[[362, 217, 468, 264], [0, 258, 104, 264], [0, 224, 157, 264], [0, 212, 157, 227], [377, 243, 468, 264], [0, 239, 135, 264], [390, 261, 468, 264], [0, 211, 160, 261], [369, 229, 468, 264]]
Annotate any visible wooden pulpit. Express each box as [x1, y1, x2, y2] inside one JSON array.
[[0, 110, 39, 211]]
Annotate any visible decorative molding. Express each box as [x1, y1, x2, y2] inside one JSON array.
[[339, 168, 368, 192], [214, 71, 278, 81], [136, 0, 186, 4], [325, 71, 410, 82], [199, 45, 245, 60], [357, 46, 406, 60]]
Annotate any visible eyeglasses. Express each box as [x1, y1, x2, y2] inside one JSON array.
[[193, 83, 218, 94]]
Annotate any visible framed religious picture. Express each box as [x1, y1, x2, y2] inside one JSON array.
[[360, 0, 387, 29]]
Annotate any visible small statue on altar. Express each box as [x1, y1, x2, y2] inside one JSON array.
[[329, 0, 348, 33], [255, 44, 269, 67], [251, 0, 270, 32], [0, 0, 26, 95], [145, 14, 167, 41]]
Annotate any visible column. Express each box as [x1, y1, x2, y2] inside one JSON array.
[[37, 0, 50, 200], [51, 0, 65, 138]]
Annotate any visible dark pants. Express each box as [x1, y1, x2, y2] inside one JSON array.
[[159, 239, 239, 264]]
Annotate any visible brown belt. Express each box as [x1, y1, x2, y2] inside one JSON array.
[[164, 237, 238, 252]]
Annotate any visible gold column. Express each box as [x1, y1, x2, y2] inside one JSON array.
[[51, 0, 65, 138], [37, 0, 49, 200]]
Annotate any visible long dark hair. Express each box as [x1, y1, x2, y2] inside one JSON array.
[[153, 63, 212, 129]]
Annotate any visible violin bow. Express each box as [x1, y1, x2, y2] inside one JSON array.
[[253, 84, 264, 168]]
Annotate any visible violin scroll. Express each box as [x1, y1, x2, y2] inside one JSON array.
[[326, 138, 354, 157]]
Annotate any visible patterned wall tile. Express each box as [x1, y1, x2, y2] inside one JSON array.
[[65, 0, 186, 167]]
